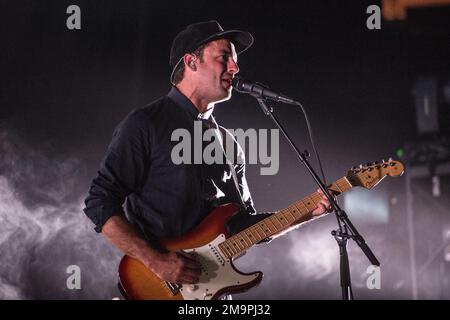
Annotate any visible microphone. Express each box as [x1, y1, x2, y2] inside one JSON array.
[[232, 76, 296, 105]]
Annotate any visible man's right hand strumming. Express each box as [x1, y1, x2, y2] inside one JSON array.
[[147, 251, 202, 284]]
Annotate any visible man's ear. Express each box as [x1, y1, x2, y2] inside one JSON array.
[[184, 54, 197, 71]]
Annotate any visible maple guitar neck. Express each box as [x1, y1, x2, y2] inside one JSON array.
[[218, 177, 352, 259]]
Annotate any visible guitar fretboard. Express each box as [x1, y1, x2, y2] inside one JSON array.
[[218, 176, 353, 259]]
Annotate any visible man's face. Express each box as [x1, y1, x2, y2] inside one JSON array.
[[194, 39, 239, 103]]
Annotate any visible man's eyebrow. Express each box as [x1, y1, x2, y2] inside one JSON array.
[[218, 49, 232, 55]]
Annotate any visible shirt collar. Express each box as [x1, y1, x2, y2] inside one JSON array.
[[167, 86, 213, 120]]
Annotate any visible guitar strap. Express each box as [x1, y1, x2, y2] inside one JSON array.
[[207, 116, 248, 212]]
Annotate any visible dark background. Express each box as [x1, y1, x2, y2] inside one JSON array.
[[1, 0, 450, 299]]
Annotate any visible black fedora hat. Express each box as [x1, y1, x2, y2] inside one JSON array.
[[169, 20, 254, 84]]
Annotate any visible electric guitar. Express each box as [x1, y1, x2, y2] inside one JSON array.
[[118, 159, 404, 300]]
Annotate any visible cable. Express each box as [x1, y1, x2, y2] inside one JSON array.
[[295, 101, 327, 185]]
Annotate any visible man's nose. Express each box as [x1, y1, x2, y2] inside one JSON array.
[[228, 58, 239, 75]]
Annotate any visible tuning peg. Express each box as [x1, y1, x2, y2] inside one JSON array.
[[388, 157, 393, 162], [373, 161, 379, 165]]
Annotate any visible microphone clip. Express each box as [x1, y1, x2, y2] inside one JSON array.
[[250, 82, 273, 115]]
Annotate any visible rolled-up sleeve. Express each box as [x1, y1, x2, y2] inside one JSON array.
[[83, 110, 151, 232]]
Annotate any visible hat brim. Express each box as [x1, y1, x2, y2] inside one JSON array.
[[170, 30, 253, 84]]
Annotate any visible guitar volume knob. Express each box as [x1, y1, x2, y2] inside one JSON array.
[[187, 284, 198, 292]]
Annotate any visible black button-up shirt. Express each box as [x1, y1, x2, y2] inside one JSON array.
[[84, 87, 264, 242]]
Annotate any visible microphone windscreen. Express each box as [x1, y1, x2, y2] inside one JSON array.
[[231, 76, 244, 91]]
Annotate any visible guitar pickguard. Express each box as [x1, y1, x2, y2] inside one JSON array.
[[179, 234, 259, 300]]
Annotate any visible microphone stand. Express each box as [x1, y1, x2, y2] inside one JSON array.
[[254, 97, 380, 300]]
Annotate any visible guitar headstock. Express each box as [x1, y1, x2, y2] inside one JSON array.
[[346, 158, 405, 189]]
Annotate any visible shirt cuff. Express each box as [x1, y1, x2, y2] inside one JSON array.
[[83, 203, 125, 233]]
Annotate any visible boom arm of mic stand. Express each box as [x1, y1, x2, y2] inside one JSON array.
[[255, 97, 273, 115]]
